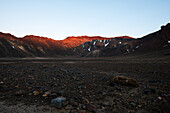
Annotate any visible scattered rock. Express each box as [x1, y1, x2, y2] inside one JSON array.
[[44, 91, 51, 96], [83, 99, 90, 104], [56, 90, 64, 96], [86, 104, 96, 112], [69, 99, 79, 107], [78, 110, 86, 113], [0, 96, 5, 99], [70, 110, 78, 113], [27, 87, 32, 90], [143, 88, 156, 94], [108, 81, 115, 87], [158, 96, 162, 100], [50, 93, 57, 97], [102, 101, 110, 106], [15, 85, 19, 88], [94, 109, 105, 113], [15, 90, 25, 96], [148, 80, 157, 83], [112, 76, 139, 87], [65, 105, 73, 110], [138, 104, 142, 108], [0, 81, 4, 84], [51, 97, 67, 108], [42, 94, 47, 97], [130, 102, 136, 108], [33, 91, 39, 96], [0, 87, 10, 92]]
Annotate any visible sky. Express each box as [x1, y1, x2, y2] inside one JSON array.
[[0, 0, 170, 40]]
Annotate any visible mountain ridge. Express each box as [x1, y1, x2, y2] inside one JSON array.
[[0, 23, 169, 57]]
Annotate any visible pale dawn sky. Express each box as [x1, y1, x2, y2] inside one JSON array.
[[0, 0, 170, 40]]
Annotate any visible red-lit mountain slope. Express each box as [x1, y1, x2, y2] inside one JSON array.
[[61, 36, 133, 48], [0, 32, 133, 57]]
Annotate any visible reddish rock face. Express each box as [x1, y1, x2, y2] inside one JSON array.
[[62, 36, 133, 48]]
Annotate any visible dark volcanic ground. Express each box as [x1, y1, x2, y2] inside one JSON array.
[[0, 52, 170, 113]]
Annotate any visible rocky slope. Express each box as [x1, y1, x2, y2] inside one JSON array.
[[0, 33, 66, 57], [74, 23, 170, 57], [74, 37, 134, 57], [132, 23, 170, 53]]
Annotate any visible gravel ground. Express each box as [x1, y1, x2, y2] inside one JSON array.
[[0, 55, 170, 113]]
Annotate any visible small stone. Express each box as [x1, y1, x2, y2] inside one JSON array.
[[158, 97, 162, 100], [108, 81, 115, 87], [84, 99, 90, 104], [101, 106, 105, 109], [102, 91, 107, 96], [94, 109, 105, 113], [15, 90, 25, 96], [148, 80, 157, 83], [73, 102, 79, 107], [0, 81, 4, 84], [65, 105, 72, 110], [27, 87, 32, 90], [56, 90, 64, 96], [70, 99, 79, 107], [143, 88, 156, 94], [15, 85, 19, 88], [77, 107, 80, 110], [78, 86, 82, 89], [87, 104, 96, 112], [112, 76, 139, 87], [42, 94, 47, 97], [78, 110, 86, 113], [50, 93, 57, 97], [51, 97, 67, 108], [102, 101, 110, 106], [33, 91, 39, 96], [44, 91, 51, 96], [72, 76, 77, 79], [52, 64, 56, 67], [130, 102, 136, 108], [43, 65, 48, 68], [70, 110, 78, 113], [1, 87, 10, 92], [138, 105, 142, 108], [0, 96, 5, 99], [28, 93, 32, 96], [52, 77, 56, 80], [100, 77, 106, 81]]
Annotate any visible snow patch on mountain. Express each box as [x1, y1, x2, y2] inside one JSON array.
[[105, 42, 109, 47], [136, 45, 140, 48], [93, 41, 96, 45], [88, 46, 91, 51]]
